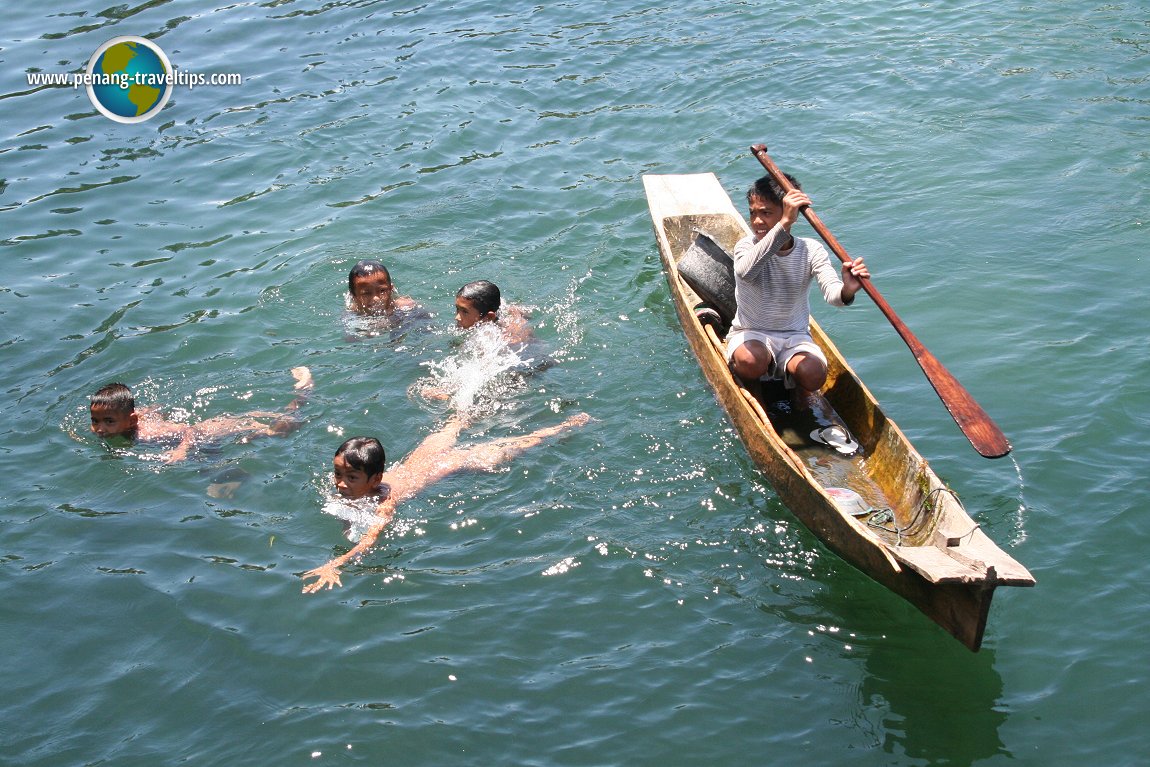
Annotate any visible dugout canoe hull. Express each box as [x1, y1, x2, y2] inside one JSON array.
[[643, 172, 1034, 651]]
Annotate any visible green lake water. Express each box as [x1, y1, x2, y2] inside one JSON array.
[[1, 1, 1147, 764]]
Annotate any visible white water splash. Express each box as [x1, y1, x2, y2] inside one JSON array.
[[320, 496, 427, 541], [413, 322, 537, 415], [321, 497, 385, 541]]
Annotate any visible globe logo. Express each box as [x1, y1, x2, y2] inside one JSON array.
[[86, 36, 173, 124]]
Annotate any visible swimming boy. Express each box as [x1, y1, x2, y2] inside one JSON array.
[[302, 411, 592, 593], [726, 173, 869, 413], [408, 280, 538, 404], [332, 436, 386, 500], [454, 280, 532, 346], [89, 366, 314, 463], [347, 260, 422, 317]]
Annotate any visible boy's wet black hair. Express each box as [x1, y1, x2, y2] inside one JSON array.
[[747, 172, 801, 207], [456, 280, 501, 317], [90, 383, 134, 413], [335, 436, 386, 476], [348, 260, 391, 293]]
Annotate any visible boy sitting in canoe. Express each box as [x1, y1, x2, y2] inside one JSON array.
[[302, 410, 591, 593], [726, 173, 869, 448], [89, 366, 313, 463]]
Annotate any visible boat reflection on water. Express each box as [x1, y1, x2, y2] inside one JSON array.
[[752, 557, 1009, 764], [858, 636, 1008, 764]]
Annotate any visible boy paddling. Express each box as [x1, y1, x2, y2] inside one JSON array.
[[725, 173, 870, 453], [454, 280, 533, 346], [726, 173, 870, 407]]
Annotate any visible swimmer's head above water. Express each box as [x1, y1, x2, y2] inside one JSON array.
[[333, 436, 386, 499], [454, 280, 501, 329], [348, 260, 397, 316], [90, 382, 138, 439]]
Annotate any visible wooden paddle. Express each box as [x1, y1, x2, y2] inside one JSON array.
[[749, 144, 1011, 458]]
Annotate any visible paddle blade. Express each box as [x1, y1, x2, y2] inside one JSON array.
[[914, 350, 1012, 458]]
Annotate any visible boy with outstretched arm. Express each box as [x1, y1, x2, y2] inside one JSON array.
[[89, 366, 313, 462], [302, 411, 591, 593]]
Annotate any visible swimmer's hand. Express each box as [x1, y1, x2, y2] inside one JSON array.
[[408, 380, 451, 402], [160, 441, 191, 463], [301, 563, 343, 593]]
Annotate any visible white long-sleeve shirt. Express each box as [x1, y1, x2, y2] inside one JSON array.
[[731, 224, 847, 336]]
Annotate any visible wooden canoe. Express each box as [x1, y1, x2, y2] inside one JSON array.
[[642, 172, 1034, 651]]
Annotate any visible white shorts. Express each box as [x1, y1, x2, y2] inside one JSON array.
[[724, 329, 826, 388]]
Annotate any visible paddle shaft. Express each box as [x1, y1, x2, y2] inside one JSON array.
[[749, 144, 1011, 458]]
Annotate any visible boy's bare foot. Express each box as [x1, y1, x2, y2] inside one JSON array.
[[291, 366, 314, 391]]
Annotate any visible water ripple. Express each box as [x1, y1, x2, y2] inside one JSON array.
[[2, 0, 1148, 764]]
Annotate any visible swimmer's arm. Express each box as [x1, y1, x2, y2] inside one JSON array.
[[160, 442, 191, 463], [301, 501, 396, 593], [408, 380, 451, 402], [158, 426, 196, 463]]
